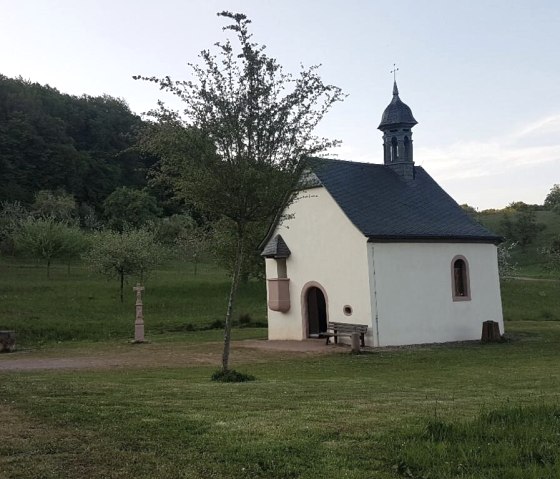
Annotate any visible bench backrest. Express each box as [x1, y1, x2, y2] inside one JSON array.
[[328, 321, 368, 334]]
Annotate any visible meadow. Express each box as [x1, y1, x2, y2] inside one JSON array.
[[1, 258, 560, 478], [0, 258, 267, 345]]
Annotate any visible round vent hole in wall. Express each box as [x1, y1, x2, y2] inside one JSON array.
[[343, 305, 353, 316]]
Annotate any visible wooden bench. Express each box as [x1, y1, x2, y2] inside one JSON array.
[[324, 322, 368, 347]]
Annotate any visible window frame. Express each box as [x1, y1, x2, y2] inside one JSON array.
[[451, 255, 471, 301]]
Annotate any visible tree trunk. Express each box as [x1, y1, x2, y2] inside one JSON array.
[[120, 272, 124, 303], [221, 233, 245, 372], [194, 254, 198, 276], [47, 259, 51, 279]]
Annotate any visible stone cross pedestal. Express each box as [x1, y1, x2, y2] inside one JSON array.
[[133, 283, 145, 343]]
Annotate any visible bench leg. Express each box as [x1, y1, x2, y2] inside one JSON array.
[[360, 333, 365, 348], [325, 336, 330, 345]]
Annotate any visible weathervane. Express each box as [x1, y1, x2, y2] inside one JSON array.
[[390, 63, 399, 82]]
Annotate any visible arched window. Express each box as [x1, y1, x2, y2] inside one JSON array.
[[451, 256, 471, 301], [404, 136, 410, 162], [391, 137, 398, 162]]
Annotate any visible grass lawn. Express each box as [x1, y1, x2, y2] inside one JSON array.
[[2, 260, 560, 478], [2, 321, 560, 478]]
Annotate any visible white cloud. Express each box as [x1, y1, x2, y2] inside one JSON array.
[[415, 114, 560, 181]]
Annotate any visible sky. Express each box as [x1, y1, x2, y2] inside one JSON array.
[[1, 0, 559, 210]]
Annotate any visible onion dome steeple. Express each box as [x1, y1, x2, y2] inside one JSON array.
[[378, 82, 418, 129], [378, 75, 418, 181]]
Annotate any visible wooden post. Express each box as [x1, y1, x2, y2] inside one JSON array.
[[351, 332, 361, 353], [0, 331, 16, 353], [133, 284, 145, 343]]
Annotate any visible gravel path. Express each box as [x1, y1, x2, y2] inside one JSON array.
[[0, 339, 340, 372]]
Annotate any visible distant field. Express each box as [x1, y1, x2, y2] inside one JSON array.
[[0, 258, 266, 346]]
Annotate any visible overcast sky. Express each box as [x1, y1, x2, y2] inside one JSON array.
[[2, 0, 559, 209]]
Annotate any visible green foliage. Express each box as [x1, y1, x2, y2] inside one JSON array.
[[211, 369, 256, 382], [0, 200, 28, 254], [136, 12, 344, 371], [174, 222, 210, 275], [544, 184, 560, 213], [83, 228, 165, 301], [14, 217, 87, 277], [32, 189, 77, 222], [500, 210, 546, 249], [541, 236, 560, 279], [0, 75, 147, 208], [153, 213, 197, 246], [497, 241, 517, 279], [479, 210, 560, 276], [506, 201, 534, 211], [208, 218, 265, 280], [102, 187, 162, 231], [460, 203, 478, 217]]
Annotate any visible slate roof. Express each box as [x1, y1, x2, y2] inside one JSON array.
[[261, 234, 291, 258], [378, 82, 418, 129], [299, 158, 501, 244]]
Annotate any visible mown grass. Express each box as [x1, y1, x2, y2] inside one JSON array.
[[2, 321, 560, 478], [0, 258, 266, 345], [391, 403, 560, 479]]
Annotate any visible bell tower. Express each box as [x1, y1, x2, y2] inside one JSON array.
[[378, 76, 418, 180]]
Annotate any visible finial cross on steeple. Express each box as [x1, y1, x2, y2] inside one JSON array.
[[390, 64, 399, 82]]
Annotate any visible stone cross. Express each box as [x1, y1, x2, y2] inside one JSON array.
[[133, 283, 145, 343]]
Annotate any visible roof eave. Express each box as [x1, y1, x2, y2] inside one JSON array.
[[377, 120, 418, 130], [366, 234, 503, 245]]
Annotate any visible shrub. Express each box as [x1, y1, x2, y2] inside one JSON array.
[[211, 369, 256, 383]]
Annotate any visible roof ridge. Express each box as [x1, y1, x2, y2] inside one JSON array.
[[308, 157, 386, 167]]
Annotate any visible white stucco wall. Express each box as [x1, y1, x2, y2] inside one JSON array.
[[371, 242, 504, 346], [265, 187, 374, 344]]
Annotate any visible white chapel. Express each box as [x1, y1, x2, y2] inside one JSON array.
[[260, 82, 504, 347]]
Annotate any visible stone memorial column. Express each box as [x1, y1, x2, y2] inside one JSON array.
[[133, 284, 145, 343]]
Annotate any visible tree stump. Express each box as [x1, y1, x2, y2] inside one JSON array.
[[481, 321, 501, 343], [0, 331, 16, 353]]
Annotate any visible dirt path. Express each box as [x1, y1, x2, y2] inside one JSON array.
[[506, 276, 559, 282], [0, 339, 342, 372]]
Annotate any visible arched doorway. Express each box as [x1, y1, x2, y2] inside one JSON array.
[[306, 286, 327, 338]]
